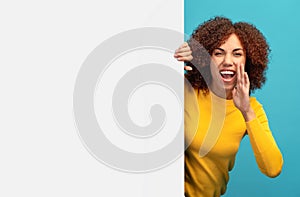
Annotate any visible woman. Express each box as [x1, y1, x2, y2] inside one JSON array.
[[174, 17, 283, 197]]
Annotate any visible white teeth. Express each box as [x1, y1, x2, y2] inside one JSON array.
[[220, 70, 234, 75]]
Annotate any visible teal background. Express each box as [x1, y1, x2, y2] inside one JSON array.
[[185, 0, 300, 196]]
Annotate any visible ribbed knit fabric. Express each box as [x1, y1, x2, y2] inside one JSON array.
[[184, 85, 283, 197]]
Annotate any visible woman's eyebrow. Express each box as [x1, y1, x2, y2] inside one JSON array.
[[233, 48, 243, 52], [215, 48, 244, 52], [215, 48, 225, 51]]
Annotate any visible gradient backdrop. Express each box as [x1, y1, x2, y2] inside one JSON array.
[[185, 0, 300, 196]]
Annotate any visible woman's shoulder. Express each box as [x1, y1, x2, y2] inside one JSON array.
[[249, 96, 264, 110]]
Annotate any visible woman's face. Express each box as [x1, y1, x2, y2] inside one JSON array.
[[210, 33, 246, 98]]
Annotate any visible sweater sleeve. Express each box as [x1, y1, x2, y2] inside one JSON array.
[[246, 100, 283, 178]]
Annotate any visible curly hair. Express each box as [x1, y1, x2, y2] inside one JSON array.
[[185, 16, 270, 94]]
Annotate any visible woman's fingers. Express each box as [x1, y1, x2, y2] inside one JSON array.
[[174, 42, 193, 70], [178, 42, 189, 50], [175, 53, 193, 61], [232, 63, 251, 113], [174, 49, 191, 57], [240, 63, 245, 86], [174, 42, 190, 54], [234, 63, 250, 94], [236, 63, 247, 88], [184, 65, 193, 71], [175, 51, 192, 58], [180, 42, 189, 48], [244, 70, 250, 89], [174, 42, 193, 61], [236, 63, 242, 87]]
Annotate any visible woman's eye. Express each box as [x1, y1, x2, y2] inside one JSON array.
[[234, 53, 242, 57], [214, 52, 223, 56]]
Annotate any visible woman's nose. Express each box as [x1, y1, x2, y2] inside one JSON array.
[[223, 54, 234, 66]]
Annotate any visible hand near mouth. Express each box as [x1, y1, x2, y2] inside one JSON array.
[[232, 63, 256, 121]]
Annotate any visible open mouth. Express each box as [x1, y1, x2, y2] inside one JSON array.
[[219, 70, 236, 81]]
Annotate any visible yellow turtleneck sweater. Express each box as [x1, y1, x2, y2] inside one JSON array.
[[184, 84, 283, 197]]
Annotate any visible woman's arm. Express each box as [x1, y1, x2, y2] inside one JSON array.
[[233, 63, 283, 177], [246, 103, 283, 177]]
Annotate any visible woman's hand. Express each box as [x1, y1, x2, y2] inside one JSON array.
[[174, 42, 193, 70], [232, 63, 256, 122]]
